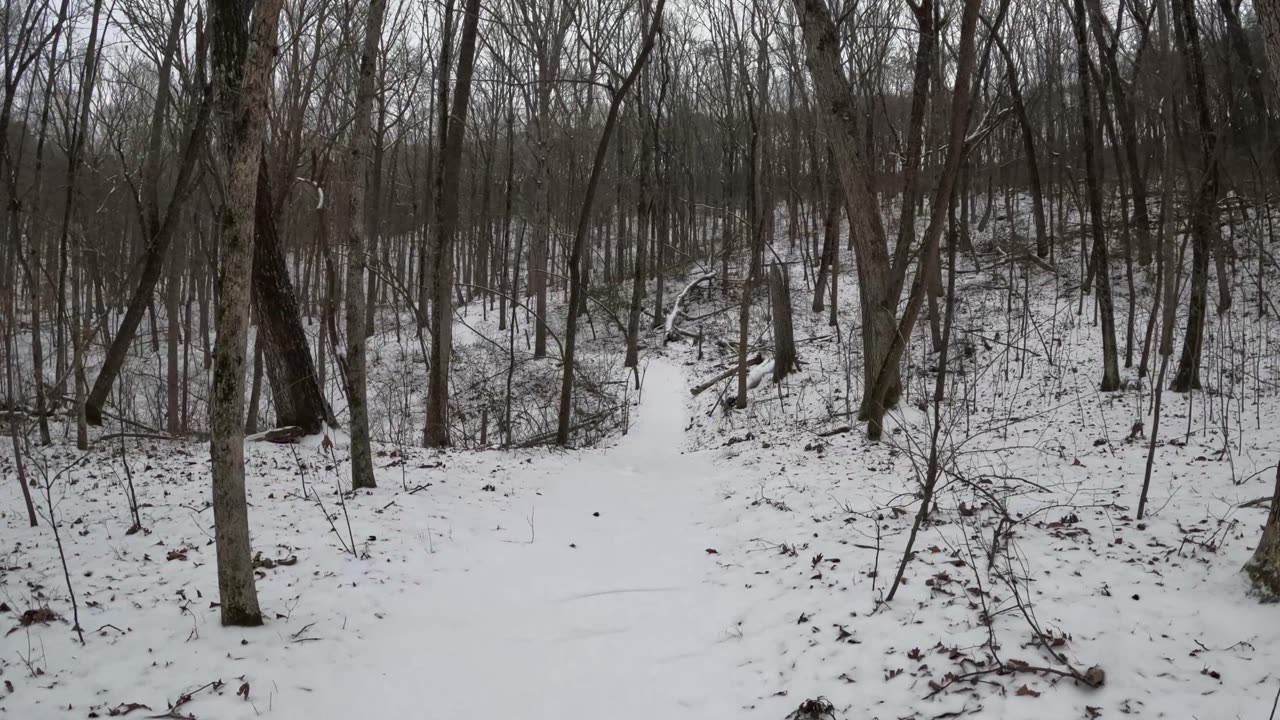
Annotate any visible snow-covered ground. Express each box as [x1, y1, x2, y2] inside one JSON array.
[[4, 212, 1280, 718], [1, 356, 757, 719]]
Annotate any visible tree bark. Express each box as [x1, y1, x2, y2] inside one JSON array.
[[858, 0, 983, 438], [812, 156, 839, 313], [792, 0, 901, 419], [985, 17, 1049, 258], [342, 0, 387, 487], [253, 158, 335, 433], [1072, 0, 1121, 392], [208, 0, 285, 627], [1083, 0, 1154, 266], [1244, 463, 1280, 600], [1170, 0, 1218, 392], [85, 0, 210, 425], [424, 0, 482, 448], [891, 0, 935, 286], [769, 264, 799, 381]]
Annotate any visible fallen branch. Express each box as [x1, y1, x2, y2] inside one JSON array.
[[247, 425, 311, 444], [664, 273, 715, 343], [148, 679, 222, 719], [95, 432, 183, 445], [1240, 496, 1273, 510], [690, 354, 763, 396]]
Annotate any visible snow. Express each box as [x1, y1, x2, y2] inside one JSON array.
[[4, 202, 1280, 719], [1, 356, 753, 719]]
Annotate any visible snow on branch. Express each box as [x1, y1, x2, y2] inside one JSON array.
[[665, 273, 716, 344]]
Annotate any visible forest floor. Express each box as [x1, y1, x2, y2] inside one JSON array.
[[4, 240, 1280, 719]]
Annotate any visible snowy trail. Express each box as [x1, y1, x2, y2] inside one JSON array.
[[288, 358, 751, 718]]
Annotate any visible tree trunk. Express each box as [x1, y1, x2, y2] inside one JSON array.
[[253, 158, 335, 432], [53, 0, 105, 401], [1244, 463, 1280, 600], [856, 0, 982, 438], [424, 0, 482, 448], [792, 0, 901, 420], [342, 0, 387, 487], [769, 264, 799, 381], [812, 158, 839, 312], [208, 0, 284, 627], [86, 0, 210, 425], [1083, 0, 1154, 266], [166, 233, 185, 435], [1072, 0, 1121, 392], [986, 19, 1049, 258], [891, 0, 936, 286], [1170, 0, 1218, 392]]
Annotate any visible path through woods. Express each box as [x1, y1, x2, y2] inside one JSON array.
[[288, 358, 750, 718]]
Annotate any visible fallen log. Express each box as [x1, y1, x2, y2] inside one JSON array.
[[690, 354, 763, 396], [248, 425, 310, 444], [664, 273, 716, 343]]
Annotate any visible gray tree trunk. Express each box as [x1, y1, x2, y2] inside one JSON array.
[[424, 0, 482, 448], [208, 0, 285, 627], [791, 0, 902, 420], [769, 265, 799, 381], [343, 0, 387, 487]]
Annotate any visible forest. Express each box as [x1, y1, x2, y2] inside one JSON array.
[[2, 0, 1280, 716]]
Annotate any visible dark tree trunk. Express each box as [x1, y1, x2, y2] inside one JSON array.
[[1170, 0, 1218, 392], [424, 0, 481, 448], [769, 264, 799, 381], [252, 158, 335, 433], [1072, 0, 1121, 392]]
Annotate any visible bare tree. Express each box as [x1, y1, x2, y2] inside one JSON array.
[[208, 0, 286, 627], [1169, 0, 1219, 392], [424, 0, 482, 448], [792, 0, 901, 422], [342, 0, 389, 487], [556, 0, 665, 445], [86, 0, 211, 426]]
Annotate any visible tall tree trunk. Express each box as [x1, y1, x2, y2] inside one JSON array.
[[342, 0, 387, 487], [1243, 0, 1280, 603], [1072, 0, 1121, 392], [856, 0, 983, 438], [986, 20, 1049, 258], [891, 0, 936, 285], [1170, 0, 1218, 392], [87, 72, 211, 423], [54, 0, 105, 400], [208, 0, 285, 627], [737, 29, 770, 410], [424, 0, 482, 448], [253, 159, 335, 432], [1083, 0, 1154, 266], [1217, 0, 1280, 180], [166, 233, 185, 435], [812, 156, 839, 312], [792, 0, 901, 420]]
